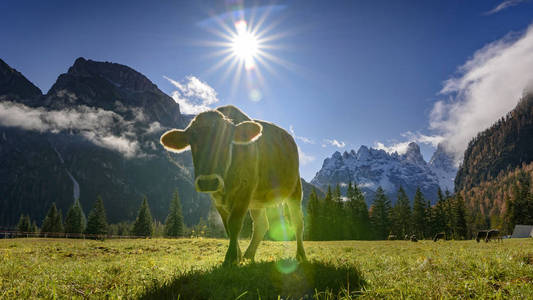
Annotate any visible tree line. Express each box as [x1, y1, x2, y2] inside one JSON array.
[[16, 189, 185, 238], [305, 183, 469, 240]]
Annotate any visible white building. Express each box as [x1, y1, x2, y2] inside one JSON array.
[[511, 225, 533, 238]]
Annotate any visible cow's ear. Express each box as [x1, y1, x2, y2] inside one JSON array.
[[160, 129, 190, 153], [232, 121, 262, 145]]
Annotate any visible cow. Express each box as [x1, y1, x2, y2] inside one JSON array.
[[387, 234, 397, 240], [485, 229, 502, 243], [433, 232, 445, 242], [410, 234, 418, 242], [160, 105, 306, 265], [476, 230, 488, 243]]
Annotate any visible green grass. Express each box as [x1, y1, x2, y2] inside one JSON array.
[[1, 238, 532, 299]]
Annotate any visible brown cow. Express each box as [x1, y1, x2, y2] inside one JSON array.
[[476, 230, 488, 243], [160, 105, 306, 265], [433, 232, 445, 242], [485, 229, 502, 243]]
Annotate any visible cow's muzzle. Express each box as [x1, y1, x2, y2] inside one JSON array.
[[195, 174, 224, 193]]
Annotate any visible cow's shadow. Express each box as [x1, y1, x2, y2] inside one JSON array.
[[139, 259, 366, 300]]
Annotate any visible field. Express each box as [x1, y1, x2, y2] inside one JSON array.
[[1, 238, 533, 299]]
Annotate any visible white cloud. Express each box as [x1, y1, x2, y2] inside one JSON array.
[[297, 146, 315, 165], [430, 24, 533, 160], [164, 75, 219, 114], [0, 101, 163, 158], [322, 139, 345, 148], [289, 125, 315, 144], [485, 0, 527, 15]]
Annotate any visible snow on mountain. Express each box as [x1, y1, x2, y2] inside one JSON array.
[[311, 142, 457, 203], [428, 143, 457, 193]]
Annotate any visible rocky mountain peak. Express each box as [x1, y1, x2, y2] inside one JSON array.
[[65, 57, 158, 93], [401, 142, 426, 166], [44, 57, 182, 128], [0, 58, 42, 102]]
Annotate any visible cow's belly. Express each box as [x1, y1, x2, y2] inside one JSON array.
[[249, 186, 293, 209]]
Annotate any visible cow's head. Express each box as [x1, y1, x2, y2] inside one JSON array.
[[160, 109, 262, 193]]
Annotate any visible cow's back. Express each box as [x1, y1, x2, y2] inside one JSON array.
[[251, 120, 300, 206]]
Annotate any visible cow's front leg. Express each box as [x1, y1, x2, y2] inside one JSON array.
[[244, 208, 269, 261], [223, 200, 249, 266]]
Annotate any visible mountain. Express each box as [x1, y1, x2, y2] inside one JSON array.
[[0, 58, 42, 103], [0, 58, 209, 227], [429, 143, 457, 192], [311, 142, 457, 203], [455, 93, 533, 215], [0, 57, 322, 228], [455, 93, 533, 192]]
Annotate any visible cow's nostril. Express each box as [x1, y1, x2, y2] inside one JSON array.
[[195, 177, 221, 192]]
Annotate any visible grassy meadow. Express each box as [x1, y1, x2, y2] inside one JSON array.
[[1, 237, 533, 299]]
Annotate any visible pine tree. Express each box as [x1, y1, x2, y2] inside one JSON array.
[[132, 196, 154, 237], [86, 196, 108, 235], [391, 186, 411, 238], [453, 194, 468, 239], [322, 186, 335, 240], [412, 187, 426, 239], [165, 189, 185, 237], [31, 221, 38, 233], [432, 188, 448, 236], [370, 187, 391, 240], [305, 187, 321, 240], [333, 183, 345, 240], [64, 200, 85, 234], [17, 214, 31, 233], [425, 199, 433, 238], [41, 203, 64, 233]]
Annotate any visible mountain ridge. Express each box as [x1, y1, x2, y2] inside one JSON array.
[[311, 142, 457, 203]]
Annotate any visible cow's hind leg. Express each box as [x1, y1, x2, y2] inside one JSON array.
[[243, 208, 269, 261], [287, 182, 307, 262]]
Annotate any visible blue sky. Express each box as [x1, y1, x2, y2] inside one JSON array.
[[2, 0, 533, 180]]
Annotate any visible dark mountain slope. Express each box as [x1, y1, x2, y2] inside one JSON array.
[[455, 93, 533, 191]]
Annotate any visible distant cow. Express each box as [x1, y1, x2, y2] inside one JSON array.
[[410, 234, 418, 242], [476, 230, 488, 243], [433, 232, 445, 242], [485, 229, 502, 243], [161, 105, 306, 265], [404, 234, 410, 240], [388, 234, 397, 240]]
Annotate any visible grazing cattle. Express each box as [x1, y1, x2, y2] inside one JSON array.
[[160, 105, 306, 265], [388, 234, 397, 240], [433, 232, 445, 242], [404, 234, 410, 240], [485, 229, 502, 243], [476, 230, 488, 242], [410, 234, 418, 242]]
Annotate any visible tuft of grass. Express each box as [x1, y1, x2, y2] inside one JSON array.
[[140, 259, 365, 300]]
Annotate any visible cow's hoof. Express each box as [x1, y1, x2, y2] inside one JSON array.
[[243, 249, 255, 261], [296, 252, 307, 263]]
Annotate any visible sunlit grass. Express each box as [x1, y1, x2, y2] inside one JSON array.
[[1, 238, 532, 299]]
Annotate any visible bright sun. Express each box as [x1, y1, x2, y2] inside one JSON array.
[[231, 20, 259, 70]]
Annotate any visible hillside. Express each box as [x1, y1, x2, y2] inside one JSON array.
[[455, 93, 533, 191], [0, 58, 208, 226]]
